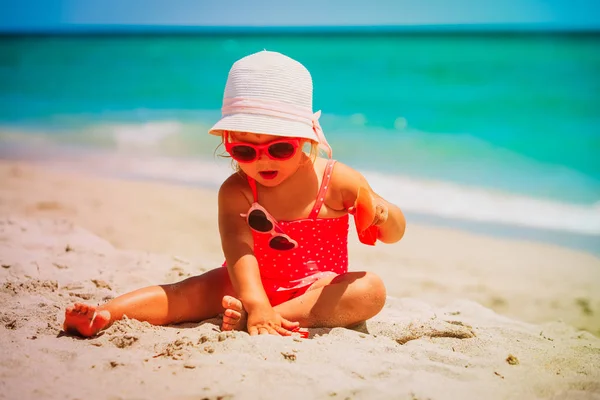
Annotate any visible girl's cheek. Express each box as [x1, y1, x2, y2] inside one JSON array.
[[238, 164, 255, 176]]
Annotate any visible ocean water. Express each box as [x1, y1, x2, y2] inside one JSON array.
[[0, 31, 599, 246]]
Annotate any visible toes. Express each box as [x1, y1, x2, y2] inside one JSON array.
[[66, 303, 89, 317], [222, 315, 239, 326], [222, 310, 241, 329], [80, 304, 97, 319], [71, 303, 92, 317], [70, 303, 81, 314], [222, 295, 243, 312], [224, 309, 241, 320], [221, 296, 232, 309], [82, 304, 95, 318], [220, 296, 246, 333], [222, 320, 238, 331], [63, 306, 109, 337]]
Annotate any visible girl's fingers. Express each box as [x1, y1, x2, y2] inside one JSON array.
[[281, 318, 300, 330], [258, 327, 269, 335], [373, 203, 389, 226], [276, 326, 292, 336], [268, 327, 280, 336]]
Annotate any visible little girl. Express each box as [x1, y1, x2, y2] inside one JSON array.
[[63, 51, 406, 337]]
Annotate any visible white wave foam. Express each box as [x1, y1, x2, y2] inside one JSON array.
[[364, 171, 600, 236], [1, 121, 189, 151], [102, 121, 183, 149], [46, 152, 232, 189], [1, 128, 598, 236], [71, 152, 600, 236]]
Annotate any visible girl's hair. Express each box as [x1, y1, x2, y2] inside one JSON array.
[[214, 131, 320, 172]]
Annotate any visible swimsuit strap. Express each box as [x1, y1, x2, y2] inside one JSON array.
[[308, 159, 337, 219]]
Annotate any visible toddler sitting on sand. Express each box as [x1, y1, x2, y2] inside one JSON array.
[[64, 50, 406, 337]]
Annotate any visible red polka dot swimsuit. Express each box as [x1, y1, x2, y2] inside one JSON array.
[[246, 159, 349, 306]]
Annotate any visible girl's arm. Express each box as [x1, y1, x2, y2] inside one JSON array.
[[332, 162, 406, 244], [218, 175, 271, 312], [218, 175, 300, 335]]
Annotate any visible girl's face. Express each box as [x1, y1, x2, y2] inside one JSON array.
[[227, 131, 306, 187]]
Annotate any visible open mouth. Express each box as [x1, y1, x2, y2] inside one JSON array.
[[259, 171, 278, 180]]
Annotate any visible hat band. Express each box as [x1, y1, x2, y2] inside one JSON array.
[[221, 97, 332, 158]]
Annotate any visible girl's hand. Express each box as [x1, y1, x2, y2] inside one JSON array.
[[372, 202, 389, 227], [246, 305, 300, 336], [348, 187, 389, 229], [347, 187, 389, 246]]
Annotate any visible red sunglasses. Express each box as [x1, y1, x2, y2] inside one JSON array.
[[224, 134, 301, 163], [241, 203, 298, 251]]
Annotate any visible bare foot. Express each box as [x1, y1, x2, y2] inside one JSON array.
[[221, 295, 247, 332], [63, 303, 111, 337]]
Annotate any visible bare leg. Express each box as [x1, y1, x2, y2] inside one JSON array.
[[222, 271, 386, 331], [64, 267, 234, 337]]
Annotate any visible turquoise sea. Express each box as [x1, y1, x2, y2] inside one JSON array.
[[0, 30, 599, 249]]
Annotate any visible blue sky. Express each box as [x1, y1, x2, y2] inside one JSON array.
[[1, 0, 599, 31]]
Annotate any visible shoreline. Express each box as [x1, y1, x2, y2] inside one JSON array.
[[1, 140, 598, 256]]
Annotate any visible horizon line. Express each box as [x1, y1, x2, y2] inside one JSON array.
[[2, 23, 600, 35]]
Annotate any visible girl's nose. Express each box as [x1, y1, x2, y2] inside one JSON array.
[[257, 149, 270, 161]]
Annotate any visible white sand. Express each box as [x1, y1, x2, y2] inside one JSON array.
[[1, 161, 599, 399]]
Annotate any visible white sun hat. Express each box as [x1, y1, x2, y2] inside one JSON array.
[[209, 50, 332, 158]]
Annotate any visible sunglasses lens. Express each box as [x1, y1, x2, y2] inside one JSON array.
[[268, 142, 296, 159], [231, 145, 257, 162], [269, 236, 296, 251], [248, 209, 273, 232]]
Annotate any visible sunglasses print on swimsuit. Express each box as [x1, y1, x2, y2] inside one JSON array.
[[242, 203, 298, 251], [225, 136, 301, 163]]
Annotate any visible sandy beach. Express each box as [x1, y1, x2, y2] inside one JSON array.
[[1, 159, 599, 400]]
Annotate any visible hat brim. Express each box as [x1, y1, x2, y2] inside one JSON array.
[[209, 113, 319, 142]]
